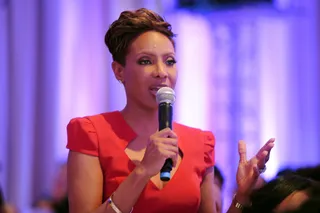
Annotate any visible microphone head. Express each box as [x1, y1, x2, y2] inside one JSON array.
[[156, 87, 175, 105]]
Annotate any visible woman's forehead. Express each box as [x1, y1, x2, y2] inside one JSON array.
[[129, 31, 175, 54]]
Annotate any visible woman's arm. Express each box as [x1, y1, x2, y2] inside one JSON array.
[[67, 151, 150, 213]]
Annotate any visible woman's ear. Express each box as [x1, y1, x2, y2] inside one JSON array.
[[112, 61, 124, 82]]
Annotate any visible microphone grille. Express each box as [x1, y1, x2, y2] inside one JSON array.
[[156, 87, 176, 104]]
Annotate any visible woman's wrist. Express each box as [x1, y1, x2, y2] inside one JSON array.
[[133, 164, 151, 181], [107, 165, 150, 213]]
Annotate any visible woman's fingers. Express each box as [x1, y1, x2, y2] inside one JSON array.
[[157, 128, 178, 138], [238, 140, 247, 164]]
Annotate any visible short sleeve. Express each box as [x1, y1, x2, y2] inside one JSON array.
[[203, 131, 215, 169], [66, 117, 99, 156]]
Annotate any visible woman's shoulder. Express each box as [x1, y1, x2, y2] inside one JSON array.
[[66, 111, 132, 156], [173, 122, 212, 135], [84, 110, 119, 120], [173, 123, 215, 167], [68, 111, 121, 126], [67, 110, 125, 141], [173, 122, 215, 146]]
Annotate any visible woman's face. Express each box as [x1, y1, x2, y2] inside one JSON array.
[[115, 31, 177, 110]]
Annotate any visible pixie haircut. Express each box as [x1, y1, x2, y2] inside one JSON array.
[[105, 8, 176, 66]]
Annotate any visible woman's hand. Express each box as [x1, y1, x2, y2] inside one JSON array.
[[140, 128, 179, 177], [236, 138, 275, 200]]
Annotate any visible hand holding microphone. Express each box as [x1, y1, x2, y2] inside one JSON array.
[[140, 87, 177, 181], [140, 128, 178, 178]]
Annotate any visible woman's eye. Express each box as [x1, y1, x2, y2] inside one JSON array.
[[166, 59, 177, 66], [138, 59, 152, 65]]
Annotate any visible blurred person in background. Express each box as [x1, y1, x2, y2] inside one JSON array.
[[52, 196, 68, 213], [277, 164, 320, 182], [1, 186, 4, 213], [1, 186, 18, 213], [214, 165, 225, 190], [66, 8, 275, 213], [213, 166, 225, 213], [33, 163, 68, 213], [242, 174, 320, 213], [283, 197, 320, 213]]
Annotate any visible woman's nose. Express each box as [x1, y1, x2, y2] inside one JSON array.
[[154, 62, 168, 78]]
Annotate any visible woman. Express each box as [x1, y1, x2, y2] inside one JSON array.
[[66, 8, 275, 213]]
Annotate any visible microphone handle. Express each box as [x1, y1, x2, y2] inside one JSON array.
[[158, 102, 173, 181]]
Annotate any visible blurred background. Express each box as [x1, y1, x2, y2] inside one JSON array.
[[0, 0, 319, 212]]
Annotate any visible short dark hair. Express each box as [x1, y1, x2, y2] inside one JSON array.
[[277, 165, 320, 182], [105, 8, 176, 66], [243, 174, 319, 213]]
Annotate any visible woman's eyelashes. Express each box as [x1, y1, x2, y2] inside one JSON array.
[[138, 59, 152, 65], [137, 57, 177, 66], [166, 58, 177, 66]]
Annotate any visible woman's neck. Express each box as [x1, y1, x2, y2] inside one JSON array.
[[120, 104, 158, 137]]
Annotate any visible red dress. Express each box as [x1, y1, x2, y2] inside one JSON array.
[[67, 111, 215, 213]]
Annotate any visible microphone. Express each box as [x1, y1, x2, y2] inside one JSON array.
[[156, 87, 176, 181]]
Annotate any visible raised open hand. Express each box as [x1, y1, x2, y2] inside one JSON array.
[[236, 138, 275, 196]]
